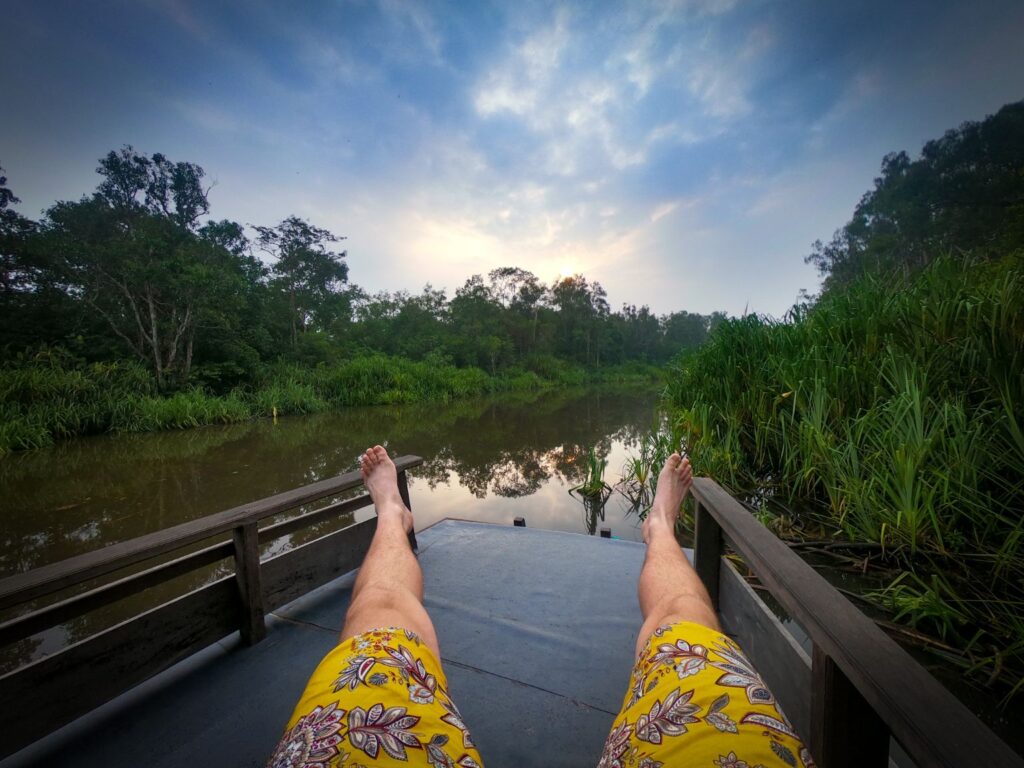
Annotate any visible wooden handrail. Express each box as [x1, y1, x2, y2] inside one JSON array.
[[0, 454, 423, 612], [690, 476, 1023, 768], [1, 456, 424, 758]]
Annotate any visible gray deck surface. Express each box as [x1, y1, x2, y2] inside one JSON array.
[[3, 520, 657, 768]]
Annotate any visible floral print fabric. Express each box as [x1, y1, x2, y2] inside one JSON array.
[[268, 627, 483, 768], [599, 621, 814, 768]]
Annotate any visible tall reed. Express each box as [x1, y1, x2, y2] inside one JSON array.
[[665, 253, 1024, 689]]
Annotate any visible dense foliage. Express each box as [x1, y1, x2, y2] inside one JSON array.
[[807, 100, 1024, 290], [3, 350, 657, 455], [668, 102, 1024, 693], [0, 147, 720, 402]]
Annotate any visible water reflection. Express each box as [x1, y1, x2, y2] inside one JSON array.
[[0, 386, 662, 671], [619, 484, 654, 519], [575, 493, 608, 536], [1, 386, 661, 576]]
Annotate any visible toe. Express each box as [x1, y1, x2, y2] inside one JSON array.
[[666, 452, 681, 468]]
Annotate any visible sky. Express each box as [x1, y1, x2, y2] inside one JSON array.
[[3, 0, 1023, 317]]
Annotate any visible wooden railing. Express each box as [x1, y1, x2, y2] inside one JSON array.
[[691, 476, 1023, 768], [0, 455, 423, 759]]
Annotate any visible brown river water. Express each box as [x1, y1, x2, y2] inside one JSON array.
[[0, 386, 663, 671]]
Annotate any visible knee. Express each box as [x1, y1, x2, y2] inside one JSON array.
[[648, 592, 719, 632], [348, 584, 413, 617]]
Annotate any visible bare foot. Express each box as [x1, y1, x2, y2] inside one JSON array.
[[360, 445, 413, 533], [642, 453, 693, 544]]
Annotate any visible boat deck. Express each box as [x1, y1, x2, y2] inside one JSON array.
[[3, 520, 661, 768], [4, 461, 1020, 768]]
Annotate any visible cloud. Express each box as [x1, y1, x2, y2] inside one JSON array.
[[7, 0, 1024, 320], [146, 0, 209, 42], [650, 200, 680, 222], [474, 8, 570, 121], [685, 25, 775, 120], [376, 0, 444, 61], [473, 7, 704, 181]]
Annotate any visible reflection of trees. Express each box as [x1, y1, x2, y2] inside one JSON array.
[[546, 437, 613, 486], [2, 385, 661, 575], [453, 448, 552, 499], [0, 636, 43, 675], [492, 455, 547, 498], [1, 384, 661, 672], [618, 485, 653, 520]]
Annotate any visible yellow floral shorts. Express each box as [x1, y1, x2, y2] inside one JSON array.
[[267, 627, 483, 768], [269, 622, 811, 768], [598, 620, 813, 768]]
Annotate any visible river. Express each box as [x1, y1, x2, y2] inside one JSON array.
[[0, 386, 663, 670], [0, 386, 662, 576]]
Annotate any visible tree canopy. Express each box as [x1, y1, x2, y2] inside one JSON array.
[[0, 148, 719, 389], [806, 99, 1024, 290]]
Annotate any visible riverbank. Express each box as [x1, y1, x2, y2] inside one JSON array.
[[0, 353, 663, 455], [664, 253, 1024, 699]]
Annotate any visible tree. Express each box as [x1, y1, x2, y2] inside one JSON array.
[[0, 164, 36, 297], [806, 100, 1024, 290], [0, 165, 61, 351], [488, 266, 546, 356], [29, 149, 261, 386], [449, 275, 507, 372], [619, 304, 660, 362], [96, 146, 210, 230], [255, 216, 348, 346], [46, 200, 248, 385], [660, 311, 710, 359], [549, 275, 608, 365]]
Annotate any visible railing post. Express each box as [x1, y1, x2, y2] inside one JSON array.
[[810, 644, 889, 768], [397, 470, 418, 551], [693, 499, 722, 609], [232, 522, 266, 645]]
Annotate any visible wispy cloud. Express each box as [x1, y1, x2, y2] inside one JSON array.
[[3, 0, 1024, 317]]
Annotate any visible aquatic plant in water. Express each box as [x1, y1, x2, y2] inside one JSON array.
[[570, 448, 612, 499]]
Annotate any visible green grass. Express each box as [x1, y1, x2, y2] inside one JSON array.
[[0, 352, 650, 455], [115, 390, 253, 431], [663, 252, 1024, 692]]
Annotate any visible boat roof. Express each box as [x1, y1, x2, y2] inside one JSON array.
[[3, 519, 653, 767]]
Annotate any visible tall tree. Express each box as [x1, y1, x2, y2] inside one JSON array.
[[449, 275, 506, 372], [807, 100, 1024, 290], [660, 311, 710, 360], [36, 148, 257, 386], [0, 164, 35, 297], [488, 266, 546, 356], [0, 165, 59, 351], [46, 200, 247, 385], [549, 275, 608, 365], [96, 146, 210, 230], [255, 216, 348, 346]]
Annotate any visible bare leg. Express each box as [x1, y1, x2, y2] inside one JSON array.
[[635, 454, 720, 657], [341, 445, 441, 658]]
